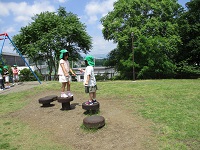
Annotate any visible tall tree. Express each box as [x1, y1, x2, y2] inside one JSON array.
[[176, 0, 200, 78], [101, 0, 182, 79], [13, 7, 92, 79]]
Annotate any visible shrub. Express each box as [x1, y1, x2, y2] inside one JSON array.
[[19, 68, 43, 81]]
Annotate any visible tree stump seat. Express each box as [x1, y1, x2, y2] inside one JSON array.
[[38, 96, 56, 107], [82, 102, 100, 111], [44, 95, 58, 101], [83, 115, 105, 129], [57, 96, 73, 110]]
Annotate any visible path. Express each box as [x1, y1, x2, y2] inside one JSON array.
[[0, 81, 43, 95]]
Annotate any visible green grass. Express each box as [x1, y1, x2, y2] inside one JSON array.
[[0, 82, 73, 150], [97, 79, 200, 150], [0, 80, 199, 150]]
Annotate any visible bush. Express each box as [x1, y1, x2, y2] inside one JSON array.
[[95, 73, 109, 81], [19, 68, 43, 82]]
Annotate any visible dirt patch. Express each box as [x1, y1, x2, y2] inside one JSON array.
[[0, 81, 42, 95], [7, 88, 159, 150]]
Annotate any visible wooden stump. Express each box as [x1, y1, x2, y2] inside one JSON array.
[[83, 115, 105, 129], [44, 95, 58, 101], [57, 96, 73, 110], [38, 96, 54, 107], [82, 102, 100, 111]]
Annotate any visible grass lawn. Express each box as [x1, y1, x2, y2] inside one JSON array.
[[0, 79, 199, 150]]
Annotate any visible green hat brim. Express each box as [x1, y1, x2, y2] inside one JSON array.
[[59, 49, 68, 59], [84, 55, 95, 66]]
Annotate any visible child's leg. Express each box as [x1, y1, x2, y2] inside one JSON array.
[[61, 82, 68, 97], [84, 92, 93, 105], [93, 91, 96, 100], [67, 81, 70, 91], [89, 92, 93, 101], [61, 82, 67, 92]]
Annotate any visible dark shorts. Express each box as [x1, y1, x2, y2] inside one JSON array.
[[85, 85, 98, 93]]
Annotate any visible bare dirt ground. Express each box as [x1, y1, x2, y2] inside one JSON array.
[[2, 81, 159, 150]]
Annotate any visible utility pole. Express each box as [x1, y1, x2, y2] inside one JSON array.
[[131, 32, 135, 81]]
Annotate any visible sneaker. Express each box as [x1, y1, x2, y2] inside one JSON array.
[[67, 92, 73, 97], [61, 93, 68, 98], [85, 101, 93, 105], [92, 99, 98, 103]]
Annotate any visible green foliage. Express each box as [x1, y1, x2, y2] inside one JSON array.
[[95, 58, 107, 66], [176, 0, 200, 78], [12, 6, 92, 79], [19, 68, 43, 82], [175, 60, 200, 79], [101, 0, 189, 79], [95, 73, 109, 81]]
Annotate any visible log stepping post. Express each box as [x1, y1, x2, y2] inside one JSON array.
[[44, 95, 58, 101], [38, 95, 57, 107], [83, 115, 105, 129], [82, 102, 100, 111], [57, 96, 73, 110]]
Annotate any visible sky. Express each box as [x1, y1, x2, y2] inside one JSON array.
[[0, 0, 190, 58]]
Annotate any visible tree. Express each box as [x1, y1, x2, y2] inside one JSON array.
[[13, 7, 92, 79], [176, 0, 200, 78], [101, 0, 182, 79]]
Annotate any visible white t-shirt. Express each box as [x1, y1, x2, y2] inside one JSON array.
[[58, 59, 70, 76], [0, 74, 2, 79], [84, 66, 96, 86]]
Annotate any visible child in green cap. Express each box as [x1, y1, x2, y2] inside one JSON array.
[[12, 65, 19, 85], [0, 68, 5, 90], [58, 49, 76, 98], [80, 55, 98, 105], [3, 66, 10, 89]]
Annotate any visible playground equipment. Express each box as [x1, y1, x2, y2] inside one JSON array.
[[38, 95, 57, 107], [0, 33, 41, 84], [83, 115, 105, 129], [82, 101, 100, 114], [57, 96, 74, 110]]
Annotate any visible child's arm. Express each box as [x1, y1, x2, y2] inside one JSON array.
[[78, 68, 85, 73], [85, 75, 90, 85], [60, 63, 69, 77], [70, 68, 76, 76]]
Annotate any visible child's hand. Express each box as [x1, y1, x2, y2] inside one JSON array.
[[65, 73, 69, 77], [72, 73, 76, 76], [78, 68, 84, 73], [85, 81, 88, 85]]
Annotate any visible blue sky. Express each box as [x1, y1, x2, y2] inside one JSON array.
[[0, 0, 190, 58]]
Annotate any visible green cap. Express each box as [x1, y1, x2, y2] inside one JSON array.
[[3, 66, 8, 70], [13, 64, 17, 67], [59, 49, 68, 59], [84, 55, 95, 66]]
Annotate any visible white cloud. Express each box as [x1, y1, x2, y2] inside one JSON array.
[[90, 35, 116, 56], [0, 1, 55, 25], [0, 2, 10, 16], [85, 0, 116, 24], [57, 0, 67, 3], [5, 26, 16, 34]]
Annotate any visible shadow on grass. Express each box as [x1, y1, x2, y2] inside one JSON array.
[[83, 109, 100, 116]]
